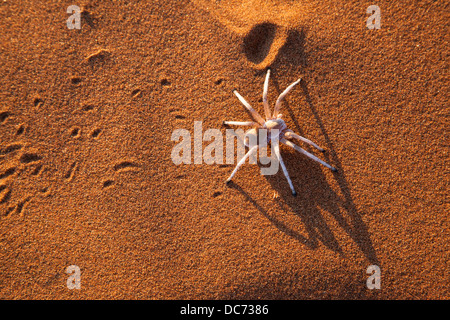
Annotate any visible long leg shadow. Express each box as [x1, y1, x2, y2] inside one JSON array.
[[227, 181, 341, 253], [299, 79, 378, 264]]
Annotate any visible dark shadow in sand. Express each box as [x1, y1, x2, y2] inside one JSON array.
[[228, 180, 342, 254], [243, 23, 278, 65], [275, 28, 308, 69], [81, 8, 97, 29], [296, 80, 378, 265]]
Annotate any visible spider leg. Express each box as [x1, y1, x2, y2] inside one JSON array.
[[226, 145, 258, 183], [273, 143, 297, 196], [223, 121, 257, 126], [281, 138, 337, 171], [284, 131, 324, 152], [273, 77, 302, 118], [233, 90, 265, 125], [263, 69, 271, 120]]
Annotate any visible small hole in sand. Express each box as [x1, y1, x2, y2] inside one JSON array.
[[16, 125, 25, 135], [91, 128, 102, 138], [0, 111, 11, 123], [34, 98, 44, 107], [71, 77, 82, 85], [103, 180, 114, 188], [71, 128, 80, 137], [82, 105, 95, 111], [160, 79, 171, 86]]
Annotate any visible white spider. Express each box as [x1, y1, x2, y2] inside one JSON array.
[[224, 69, 337, 196]]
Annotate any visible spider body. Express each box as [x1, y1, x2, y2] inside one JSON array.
[[243, 118, 287, 147], [224, 69, 337, 196]]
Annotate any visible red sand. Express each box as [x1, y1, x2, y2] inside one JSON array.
[[0, 0, 448, 299]]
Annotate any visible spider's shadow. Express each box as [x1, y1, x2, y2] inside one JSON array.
[[228, 78, 378, 264]]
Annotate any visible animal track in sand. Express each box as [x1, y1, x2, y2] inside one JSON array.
[[19, 152, 42, 164], [0, 111, 11, 123], [16, 124, 25, 136], [160, 78, 171, 87], [0, 143, 23, 156], [131, 89, 142, 99], [0, 167, 17, 180], [31, 164, 43, 176], [63, 106, 106, 185], [169, 108, 187, 121], [90, 128, 102, 138], [0, 149, 46, 218], [71, 77, 82, 86], [81, 104, 95, 112], [101, 161, 142, 189], [14, 197, 31, 216], [102, 180, 114, 188], [68, 102, 136, 191], [0, 109, 49, 218], [1, 101, 141, 213], [85, 49, 111, 66], [64, 161, 78, 181], [212, 191, 223, 198], [113, 161, 140, 172], [1, 99, 120, 217], [33, 97, 44, 107], [0, 155, 45, 218], [70, 127, 81, 138], [0, 185, 11, 204]]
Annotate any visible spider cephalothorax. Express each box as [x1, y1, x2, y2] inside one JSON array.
[[243, 118, 287, 147], [224, 69, 337, 196]]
